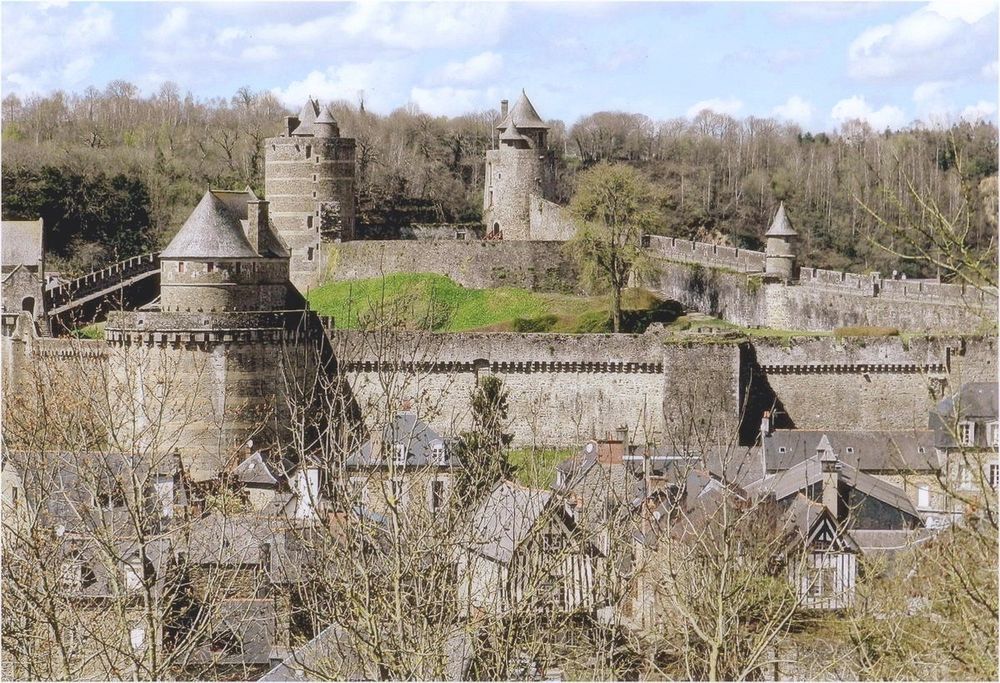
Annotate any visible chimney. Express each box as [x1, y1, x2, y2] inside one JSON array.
[[284, 116, 299, 136], [760, 411, 771, 437], [818, 435, 840, 519], [615, 425, 629, 452], [500, 99, 509, 119], [247, 199, 269, 255]]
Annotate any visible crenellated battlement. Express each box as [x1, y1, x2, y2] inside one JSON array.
[[644, 234, 766, 272]]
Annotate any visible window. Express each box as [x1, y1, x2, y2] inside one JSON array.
[[958, 421, 975, 447], [234, 262, 242, 274], [431, 480, 445, 511], [207, 262, 215, 273], [60, 561, 82, 591], [845, 447, 855, 454], [307, 247, 315, 262], [430, 441, 446, 465], [178, 261, 185, 273], [917, 485, 931, 510], [130, 626, 146, 651], [11, 486, 18, 510], [989, 422, 998, 449], [306, 215, 313, 229], [988, 464, 999, 490], [124, 560, 142, 592], [958, 464, 976, 491], [393, 443, 407, 467], [384, 479, 403, 503], [304, 144, 311, 158]]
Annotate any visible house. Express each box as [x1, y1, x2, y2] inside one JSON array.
[[1, 218, 45, 321], [456, 480, 601, 616], [928, 382, 999, 519], [344, 409, 460, 518]]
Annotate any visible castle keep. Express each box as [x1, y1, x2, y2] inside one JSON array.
[[483, 91, 560, 240], [265, 99, 356, 289], [104, 188, 325, 482]]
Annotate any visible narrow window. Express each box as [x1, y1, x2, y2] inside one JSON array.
[[305, 144, 311, 158], [306, 247, 314, 262], [393, 443, 407, 467], [988, 463, 999, 490], [958, 421, 975, 447], [307, 215, 313, 229], [432, 480, 445, 511], [917, 485, 931, 509], [178, 261, 185, 273], [988, 422, 998, 448], [207, 262, 215, 273]]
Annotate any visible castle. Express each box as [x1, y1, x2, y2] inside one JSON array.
[[264, 99, 356, 290]]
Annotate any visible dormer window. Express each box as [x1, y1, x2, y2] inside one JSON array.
[[430, 441, 446, 465], [845, 447, 855, 454], [393, 443, 407, 467], [124, 556, 142, 592], [958, 421, 975, 447], [988, 422, 998, 448], [207, 262, 215, 273]]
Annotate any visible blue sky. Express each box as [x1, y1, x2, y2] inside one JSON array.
[[2, 1, 997, 131]]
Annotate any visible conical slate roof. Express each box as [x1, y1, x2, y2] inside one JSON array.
[[499, 120, 528, 143], [291, 99, 320, 136], [315, 106, 336, 125], [160, 191, 259, 259], [765, 202, 798, 237], [817, 434, 836, 461], [497, 90, 549, 131]]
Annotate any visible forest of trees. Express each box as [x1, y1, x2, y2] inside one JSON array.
[[2, 82, 996, 279]]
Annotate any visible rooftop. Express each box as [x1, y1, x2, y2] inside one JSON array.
[[497, 90, 549, 131]]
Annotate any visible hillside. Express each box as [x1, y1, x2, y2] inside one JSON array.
[[305, 274, 681, 333]]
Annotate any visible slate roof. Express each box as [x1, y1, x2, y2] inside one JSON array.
[[291, 99, 320, 136], [499, 121, 528, 143], [190, 598, 276, 666], [161, 191, 260, 260], [464, 481, 550, 564], [747, 454, 920, 520], [497, 91, 549, 130], [1, 219, 43, 268], [185, 512, 278, 566], [762, 430, 938, 473], [233, 452, 279, 486], [260, 623, 472, 681], [931, 382, 998, 422], [764, 202, 798, 237], [345, 412, 458, 468]]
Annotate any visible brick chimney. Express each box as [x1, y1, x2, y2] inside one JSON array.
[[247, 199, 269, 255], [818, 434, 840, 519], [597, 431, 625, 466]]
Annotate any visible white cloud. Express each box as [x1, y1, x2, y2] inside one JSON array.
[[772, 96, 814, 126], [147, 7, 189, 44], [961, 100, 998, 122], [983, 60, 999, 79], [2, 3, 113, 96], [831, 96, 907, 130], [686, 97, 743, 118], [343, 2, 509, 50], [848, 2, 997, 81], [913, 80, 953, 105], [410, 86, 499, 116], [272, 61, 412, 113], [437, 52, 503, 85], [241, 45, 280, 63]]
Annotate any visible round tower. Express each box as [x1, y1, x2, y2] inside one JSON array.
[[105, 189, 323, 484], [483, 90, 556, 240], [264, 99, 356, 291], [764, 202, 798, 281]]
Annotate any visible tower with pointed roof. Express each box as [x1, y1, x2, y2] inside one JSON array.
[[105, 189, 328, 483], [264, 99, 356, 290], [764, 202, 798, 281], [483, 91, 557, 240]]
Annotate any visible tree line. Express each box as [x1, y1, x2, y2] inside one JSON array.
[[2, 83, 996, 278]]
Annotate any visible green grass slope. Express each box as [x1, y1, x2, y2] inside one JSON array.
[[306, 273, 679, 333]]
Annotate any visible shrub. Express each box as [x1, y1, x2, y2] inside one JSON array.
[[833, 326, 900, 337]]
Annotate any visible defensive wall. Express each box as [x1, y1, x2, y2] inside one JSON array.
[[528, 196, 577, 241], [325, 323, 996, 448], [642, 234, 997, 333], [319, 240, 580, 293]]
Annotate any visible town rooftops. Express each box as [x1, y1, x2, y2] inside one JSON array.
[[1, 218, 43, 269], [764, 202, 798, 237], [932, 382, 998, 421], [346, 411, 458, 468], [464, 481, 551, 564], [497, 90, 549, 131], [762, 429, 939, 473]]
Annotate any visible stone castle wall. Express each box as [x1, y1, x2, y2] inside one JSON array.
[[645, 235, 766, 272], [528, 196, 577, 241], [320, 240, 581, 293]]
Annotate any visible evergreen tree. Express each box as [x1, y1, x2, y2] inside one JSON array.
[[454, 375, 515, 504]]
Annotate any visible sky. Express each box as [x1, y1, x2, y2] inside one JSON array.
[[2, 0, 997, 132]]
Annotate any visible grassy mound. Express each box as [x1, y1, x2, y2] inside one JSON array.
[[307, 274, 679, 333]]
